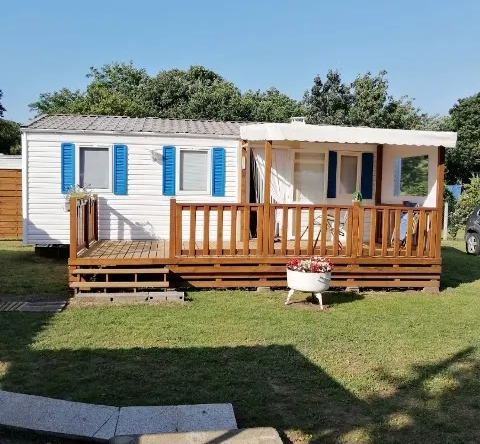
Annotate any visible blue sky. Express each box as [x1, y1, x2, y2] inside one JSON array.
[[1, 0, 479, 123]]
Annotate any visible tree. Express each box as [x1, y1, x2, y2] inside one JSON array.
[[0, 119, 21, 154], [303, 70, 352, 125], [304, 70, 426, 130], [30, 63, 302, 123], [447, 93, 480, 184], [0, 89, 5, 118]]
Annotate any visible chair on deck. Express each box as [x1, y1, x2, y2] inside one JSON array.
[[391, 202, 420, 247], [301, 210, 349, 250]]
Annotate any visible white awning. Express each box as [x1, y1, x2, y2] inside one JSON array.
[[240, 122, 457, 148]]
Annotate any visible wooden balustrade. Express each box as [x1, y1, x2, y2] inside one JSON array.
[[69, 196, 98, 258], [169, 199, 440, 260]]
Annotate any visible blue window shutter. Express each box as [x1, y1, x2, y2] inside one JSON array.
[[327, 151, 337, 198], [61, 143, 75, 194], [361, 152, 374, 199], [113, 144, 128, 195], [163, 146, 176, 196], [212, 147, 226, 197]]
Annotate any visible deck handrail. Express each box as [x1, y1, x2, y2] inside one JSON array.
[[169, 199, 441, 261], [69, 196, 98, 259]]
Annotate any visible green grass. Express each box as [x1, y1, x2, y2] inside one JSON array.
[[0, 242, 68, 298], [1, 240, 480, 443]]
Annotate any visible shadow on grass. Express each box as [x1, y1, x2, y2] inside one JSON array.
[[1, 312, 480, 443], [441, 245, 480, 289], [0, 242, 68, 299]]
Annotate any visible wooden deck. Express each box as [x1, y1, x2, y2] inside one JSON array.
[[69, 198, 443, 292], [79, 239, 430, 261]]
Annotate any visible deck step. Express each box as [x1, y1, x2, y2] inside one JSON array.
[[71, 282, 169, 289], [71, 268, 169, 274]]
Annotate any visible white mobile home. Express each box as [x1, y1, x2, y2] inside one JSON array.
[[21, 114, 456, 291]]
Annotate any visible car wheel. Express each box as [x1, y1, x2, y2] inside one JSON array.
[[466, 232, 480, 255]]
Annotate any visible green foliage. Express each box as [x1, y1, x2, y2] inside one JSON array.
[[444, 187, 458, 239], [30, 63, 302, 123], [303, 70, 426, 130], [399, 155, 428, 196], [449, 176, 480, 238], [447, 93, 480, 184], [0, 90, 5, 118], [0, 119, 21, 154]]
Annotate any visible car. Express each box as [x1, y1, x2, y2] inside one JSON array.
[[465, 206, 480, 255]]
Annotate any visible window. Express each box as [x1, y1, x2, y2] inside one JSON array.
[[178, 149, 210, 193], [337, 153, 361, 196], [294, 152, 325, 203], [394, 155, 428, 197], [79, 147, 110, 189]]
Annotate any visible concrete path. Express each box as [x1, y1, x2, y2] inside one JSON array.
[[0, 391, 237, 442], [0, 301, 67, 313]]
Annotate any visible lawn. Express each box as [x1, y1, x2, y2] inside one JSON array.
[[1, 240, 480, 443], [0, 241, 68, 298]]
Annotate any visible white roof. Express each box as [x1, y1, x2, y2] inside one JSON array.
[[240, 122, 457, 148]]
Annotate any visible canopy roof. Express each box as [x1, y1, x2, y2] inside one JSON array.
[[240, 122, 457, 148]]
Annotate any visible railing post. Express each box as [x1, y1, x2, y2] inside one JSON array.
[[93, 195, 99, 241], [351, 202, 360, 257], [169, 198, 177, 259], [69, 198, 78, 259], [84, 200, 90, 249]]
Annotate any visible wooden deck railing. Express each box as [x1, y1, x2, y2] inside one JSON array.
[[170, 199, 440, 260], [69, 196, 98, 258]]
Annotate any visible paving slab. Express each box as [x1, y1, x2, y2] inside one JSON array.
[[176, 404, 237, 432], [115, 407, 178, 436], [110, 428, 282, 444], [0, 390, 119, 441]]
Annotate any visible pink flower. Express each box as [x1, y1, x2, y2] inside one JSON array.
[[286, 256, 333, 273]]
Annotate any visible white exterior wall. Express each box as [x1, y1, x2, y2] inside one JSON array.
[[23, 131, 239, 245], [0, 155, 22, 170], [381, 145, 438, 207]]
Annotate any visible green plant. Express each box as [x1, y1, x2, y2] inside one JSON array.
[[449, 176, 480, 239], [65, 185, 91, 200], [352, 190, 363, 203]]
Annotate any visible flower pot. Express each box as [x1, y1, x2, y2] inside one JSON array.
[[63, 201, 70, 212], [287, 269, 331, 293]]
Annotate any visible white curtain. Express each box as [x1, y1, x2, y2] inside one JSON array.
[[251, 148, 290, 236]]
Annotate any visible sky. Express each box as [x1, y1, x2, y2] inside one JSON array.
[[1, 0, 479, 123]]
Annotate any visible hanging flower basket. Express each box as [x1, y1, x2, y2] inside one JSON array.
[[286, 257, 333, 305]]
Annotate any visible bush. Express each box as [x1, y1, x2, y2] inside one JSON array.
[[449, 177, 480, 239]]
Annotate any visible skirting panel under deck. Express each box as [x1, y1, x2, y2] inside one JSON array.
[[69, 259, 441, 292]]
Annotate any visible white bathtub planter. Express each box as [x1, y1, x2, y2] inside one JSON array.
[[285, 257, 333, 309]]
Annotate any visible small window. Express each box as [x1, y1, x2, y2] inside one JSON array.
[[179, 149, 210, 193], [337, 153, 361, 196], [80, 147, 110, 189], [394, 155, 428, 197]]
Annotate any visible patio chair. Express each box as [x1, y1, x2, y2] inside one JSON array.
[[301, 210, 349, 250], [391, 202, 420, 247]]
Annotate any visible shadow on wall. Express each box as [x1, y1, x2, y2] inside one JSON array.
[[441, 245, 480, 289], [98, 197, 159, 241], [0, 312, 479, 444]]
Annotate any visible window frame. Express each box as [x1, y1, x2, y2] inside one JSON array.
[[75, 144, 113, 193], [336, 151, 362, 198], [175, 147, 212, 195]]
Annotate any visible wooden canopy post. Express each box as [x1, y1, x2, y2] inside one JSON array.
[[240, 140, 248, 242], [436, 146, 445, 258], [375, 144, 383, 205], [262, 140, 273, 257]]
